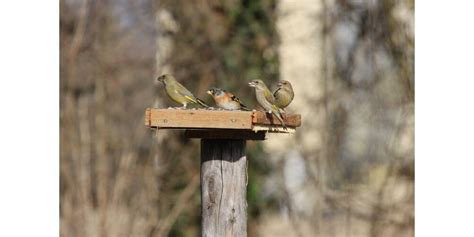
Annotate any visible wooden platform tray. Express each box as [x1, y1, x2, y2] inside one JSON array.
[[145, 108, 301, 130]]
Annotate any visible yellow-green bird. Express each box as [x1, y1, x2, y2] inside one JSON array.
[[273, 80, 294, 110], [248, 79, 286, 128], [157, 74, 208, 108]]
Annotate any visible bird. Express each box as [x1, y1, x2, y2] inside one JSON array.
[[273, 80, 294, 111], [207, 88, 250, 111], [248, 79, 286, 128], [156, 74, 208, 108]]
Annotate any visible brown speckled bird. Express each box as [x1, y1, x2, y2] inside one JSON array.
[[207, 88, 250, 111], [157, 74, 208, 108], [273, 80, 294, 111], [248, 79, 286, 128]]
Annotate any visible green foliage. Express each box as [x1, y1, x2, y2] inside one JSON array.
[[162, 0, 279, 107]]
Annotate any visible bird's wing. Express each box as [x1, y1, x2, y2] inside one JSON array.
[[227, 92, 241, 103], [263, 88, 275, 104], [273, 87, 281, 98], [174, 81, 197, 102], [228, 92, 250, 110]]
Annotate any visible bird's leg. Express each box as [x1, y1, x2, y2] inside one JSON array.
[[265, 111, 274, 123], [179, 103, 187, 109], [275, 113, 287, 130]]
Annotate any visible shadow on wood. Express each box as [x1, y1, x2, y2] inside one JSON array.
[[185, 129, 266, 140]]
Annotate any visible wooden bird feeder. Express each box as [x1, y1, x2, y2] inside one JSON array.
[[145, 108, 301, 237]]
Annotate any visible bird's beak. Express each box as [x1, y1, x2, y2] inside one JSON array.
[[248, 82, 256, 87], [207, 90, 212, 95]]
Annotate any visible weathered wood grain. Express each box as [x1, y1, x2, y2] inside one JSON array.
[[251, 111, 301, 127], [145, 108, 301, 130], [146, 108, 253, 129], [201, 139, 247, 237]]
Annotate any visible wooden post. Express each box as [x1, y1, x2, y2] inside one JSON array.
[[145, 109, 301, 237], [200, 139, 247, 237]]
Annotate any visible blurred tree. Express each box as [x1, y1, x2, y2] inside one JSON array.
[[259, 0, 414, 236], [60, 0, 413, 236]]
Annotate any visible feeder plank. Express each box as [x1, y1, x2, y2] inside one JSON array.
[[251, 112, 301, 127], [145, 108, 301, 130]]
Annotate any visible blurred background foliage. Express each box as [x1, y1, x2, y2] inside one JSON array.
[[60, 0, 413, 236]]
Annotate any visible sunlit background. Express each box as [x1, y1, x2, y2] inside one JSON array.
[[60, 0, 414, 236]]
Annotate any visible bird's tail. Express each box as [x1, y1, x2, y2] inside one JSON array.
[[195, 98, 209, 108], [273, 109, 287, 129], [240, 103, 251, 111]]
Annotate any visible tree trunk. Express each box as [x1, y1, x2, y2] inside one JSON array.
[[200, 139, 247, 237], [271, 0, 326, 233]]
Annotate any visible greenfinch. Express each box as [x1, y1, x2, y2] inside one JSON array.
[[157, 74, 208, 108], [207, 88, 250, 111], [248, 79, 286, 128], [273, 80, 294, 110]]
